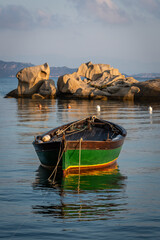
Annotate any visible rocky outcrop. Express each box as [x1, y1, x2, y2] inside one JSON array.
[[134, 79, 160, 101], [57, 61, 140, 101], [5, 63, 56, 99], [38, 79, 56, 98], [5, 61, 160, 102], [17, 63, 50, 96]]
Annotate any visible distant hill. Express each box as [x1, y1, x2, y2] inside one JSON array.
[[0, 60, 77, 78], [124, 72, 160, 80], [0, 60, 34, 77], [131, 73, 160, 80], [50, 66, 77, 77], [0, 60, 159, 80]]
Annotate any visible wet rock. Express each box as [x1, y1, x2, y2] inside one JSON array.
[[5, 88, 18, 98]]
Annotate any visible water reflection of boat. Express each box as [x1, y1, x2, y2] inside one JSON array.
[[62, 166, 126, 191], [33, 116, 127, 175], [33, 164, 126, 191], [32, 165, 127, 221]]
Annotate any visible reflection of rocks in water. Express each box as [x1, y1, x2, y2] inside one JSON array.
[[32, 165, 127, 221], [57, 98, 136, 124], [17, 98, 56, 119], [16, 98, 56, 124], [16, 98, 57, 142], [56, 99, 88, 122], [57, 98, 109, 123]]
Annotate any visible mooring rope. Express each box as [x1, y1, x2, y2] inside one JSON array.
[[54, 126, 87, 142], [79, 137, 83, 174], [78, 137, 83, 193], [56, 117, 90, 137], [48, 140, 67, 184]]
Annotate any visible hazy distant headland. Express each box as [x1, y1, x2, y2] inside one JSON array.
[[0, 60, 160, 80], [0, 60, 77, 78]]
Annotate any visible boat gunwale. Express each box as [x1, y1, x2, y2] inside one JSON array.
[[33, 116, 127, 148], [33, 138, 124, 152], [65, 138, 124, 150]]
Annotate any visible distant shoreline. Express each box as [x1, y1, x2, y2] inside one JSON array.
[[0, 60, 160, 80]]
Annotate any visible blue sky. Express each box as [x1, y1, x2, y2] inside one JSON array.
[[0, 0, 160, 74]]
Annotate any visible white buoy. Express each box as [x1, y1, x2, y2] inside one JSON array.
[[149, 106, 153, 114], [42, 135, 51, 142], [96, 105, 101, 111]]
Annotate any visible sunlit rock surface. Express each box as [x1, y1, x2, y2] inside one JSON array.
[[57, 61, 139, 101], [5, 61, 160, 102], [5, 63, 56, 99]]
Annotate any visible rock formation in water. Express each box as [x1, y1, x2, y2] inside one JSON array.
[[133, 78, 160, 101], [57, 61, 140, 101], [5, 63, 56, 99], [5, 61, 160, 101]]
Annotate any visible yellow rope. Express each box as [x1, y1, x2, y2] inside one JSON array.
[[78, 137, 83, 193], [79, 138, 83, 174]]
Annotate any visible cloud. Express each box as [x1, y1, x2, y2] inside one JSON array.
[[36, 9, 69, 29], [139, 0, 160, 18], [119, 0, 160, 21], [0, 4, 69, 31], [36, 9, 51, 28], [0, 5, 34, 30], [95, 0, 129, 24], [71, 0, 160, 25], [71, 0, 130, 24]]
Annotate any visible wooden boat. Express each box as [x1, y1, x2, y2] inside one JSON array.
[[32, 116, 127, 175]]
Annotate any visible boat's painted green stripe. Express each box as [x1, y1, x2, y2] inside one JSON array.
[[62, 146, 122, 171]]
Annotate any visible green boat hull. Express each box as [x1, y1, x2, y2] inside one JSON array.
[[62, 146, 122, 174], [35, 145, 122, 174]]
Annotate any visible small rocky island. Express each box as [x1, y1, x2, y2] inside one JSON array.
[[5, 62, 160, 102]]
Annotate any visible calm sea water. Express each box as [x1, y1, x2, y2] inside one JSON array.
[[0, 78, 160, 239]]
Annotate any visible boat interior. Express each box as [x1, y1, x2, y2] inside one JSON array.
[[34, 117, 124, 144], [43, 117, 122, 143]]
